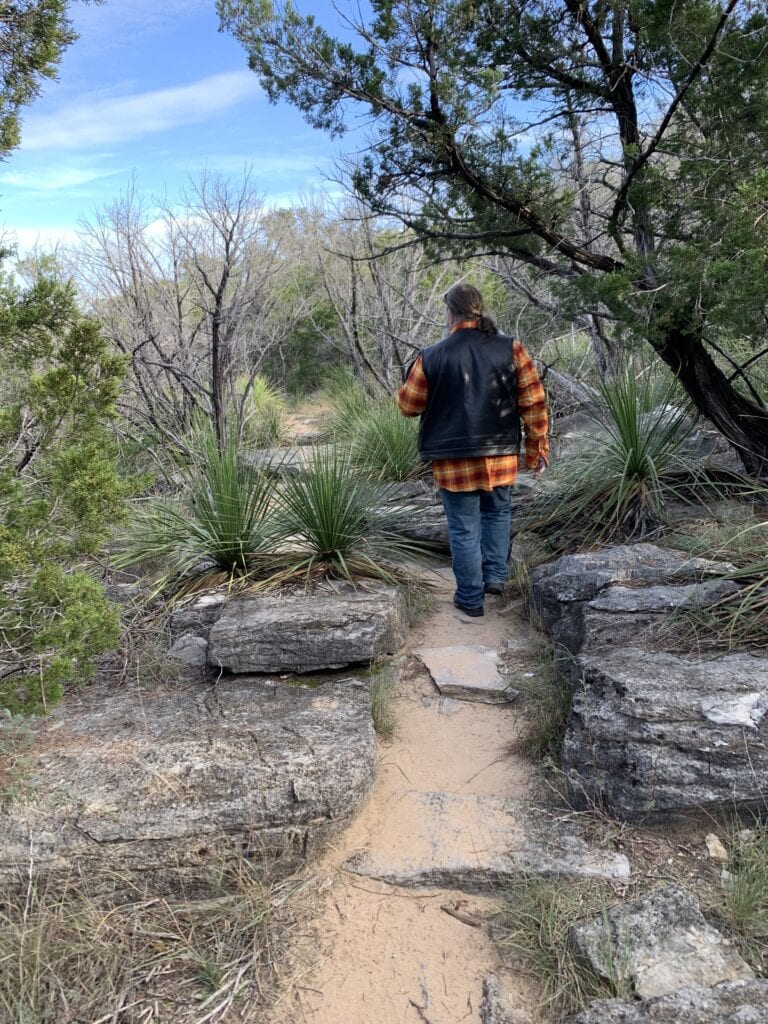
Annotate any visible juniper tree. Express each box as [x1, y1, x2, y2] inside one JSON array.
[[0, 271, 128, 713], [219, 0, 768, 473]]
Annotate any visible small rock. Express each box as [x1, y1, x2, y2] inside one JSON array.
[[705, 833, 729, 862], [564, 980, 768, 1023], [481, 973, 531, 1024], [570, 884, 752, 999], [168, 633, 208, 667], [414, 645, 518, 704]]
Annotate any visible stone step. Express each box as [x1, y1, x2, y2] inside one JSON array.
[[414, 644, 519, 704], [345, 790, 630, 891]]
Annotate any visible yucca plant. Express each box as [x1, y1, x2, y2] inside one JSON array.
[[240, 374, 288, 448], [269, 444, 433, 583], [350, 402, 423, 481], [322, 370, 373, 441], [521, 361, 738, 551], [113, 423, 276, 594]]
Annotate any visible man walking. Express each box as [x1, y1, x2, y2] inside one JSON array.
[[397, 282, 548, 617]]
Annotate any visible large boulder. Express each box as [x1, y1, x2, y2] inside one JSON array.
[[565, 981, 768, 1024], [0, 676, 377, 891], [570, 885, 752, 999], [530, 544, 732, 659], [563, 647, 768, 819], [207, 582, 408, 673]]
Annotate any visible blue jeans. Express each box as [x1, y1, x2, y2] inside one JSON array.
[[439, 486, 512, 608]]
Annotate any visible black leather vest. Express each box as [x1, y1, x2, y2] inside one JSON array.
[[418, 328, 521, 460]]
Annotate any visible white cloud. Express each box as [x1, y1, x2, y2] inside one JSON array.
[[21, 71, 261, 152], [0, 166, 117, 191], [2, 225, 81, 254]]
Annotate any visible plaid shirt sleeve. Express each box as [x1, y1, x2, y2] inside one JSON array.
[[396, 355, 428, 416], [514, 339, 550, 470]]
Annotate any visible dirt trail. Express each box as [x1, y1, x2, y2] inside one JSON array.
[[270, 566, 541, 1024]]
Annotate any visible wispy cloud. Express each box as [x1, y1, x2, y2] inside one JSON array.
[[0, 166, 118, 191], [21, 71, 261, 152], [2, 225, 81, 253]]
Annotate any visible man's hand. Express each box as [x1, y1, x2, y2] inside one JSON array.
[[533, 456, 548, 479]]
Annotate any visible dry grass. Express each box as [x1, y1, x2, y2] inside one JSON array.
[[494, 875, 630, 1020], [512, 652, 573, 763], [0, 857, 304, 1024], [715, 820, 768, 975]]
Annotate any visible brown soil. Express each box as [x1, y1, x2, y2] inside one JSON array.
[[269, 568, 540, 1024]]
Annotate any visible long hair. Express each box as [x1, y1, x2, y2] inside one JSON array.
[[444, 282, 498, 334]]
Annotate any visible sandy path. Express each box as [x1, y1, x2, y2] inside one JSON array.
[[270, 566, 539, 1024]]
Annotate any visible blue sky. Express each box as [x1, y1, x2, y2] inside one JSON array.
[[1, 0, 347, 251]]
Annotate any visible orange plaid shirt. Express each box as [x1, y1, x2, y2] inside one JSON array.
[[396, 323, 549, 492]]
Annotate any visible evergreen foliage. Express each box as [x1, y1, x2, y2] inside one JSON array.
[[219, 0, 768, 473], [0, 1, 95, 156], [0, 270, 128, 713]]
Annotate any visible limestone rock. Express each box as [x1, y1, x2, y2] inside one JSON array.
[[481, 974, 532, 1024], [169, 591, 227, 641], [563, 647, 768, 819], [345, 791, 630, 891], [168, 633, 208, 667], [565, 980, 768, 1024], [414, 644, 519, 704], [207, 583, 408, 673], [570, 885, 752, 999], [0, 676, 377, 890], [240, 447, 303, 475], [530, 544, 734, 657]]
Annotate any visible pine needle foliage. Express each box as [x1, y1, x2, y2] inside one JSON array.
[[521, 363, 740, 552]]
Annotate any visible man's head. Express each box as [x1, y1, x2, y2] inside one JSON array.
[[444, 282, 497, 334], [444, 282, 484, 323]]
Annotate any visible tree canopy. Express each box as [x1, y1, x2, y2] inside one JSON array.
[[0, 2, 101, 156], [219, 0, 768, 473]]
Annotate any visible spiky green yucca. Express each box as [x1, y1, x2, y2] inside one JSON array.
[[350, 402, 422, 481], [521, 363, 730, 550], [114, 425, 274, 592], [240, 374, 288, 448], [323, 372, 371, 441], [271, 445, 431, 582]]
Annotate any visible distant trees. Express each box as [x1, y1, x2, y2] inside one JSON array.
[[220, 0, 768, 474], [298, 205, 459, 392], [76, 175, 314, 450]]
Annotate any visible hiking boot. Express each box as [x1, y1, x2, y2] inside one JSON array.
[[453, 595, 484, 617], [483, 582, 505, 596]]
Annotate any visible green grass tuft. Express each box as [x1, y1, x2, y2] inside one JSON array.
[[494, 875, 629, 1018], [513, 652, 573, 762]]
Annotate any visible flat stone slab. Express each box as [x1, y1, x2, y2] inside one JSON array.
[[563, 647, 768, 819], [530, 544, 733, 657], [240, 447, 303, 475], [570, 885, 752, 999], [345, 791, 630, 891], [208, 582, 408, 674], [0, 677, 377, 890], [414, 645, 519, 704], [565, 980, 768, 1024]]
